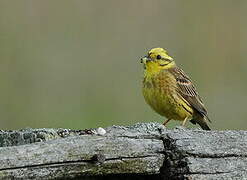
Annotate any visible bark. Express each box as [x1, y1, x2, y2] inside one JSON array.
[[0, 123, 245, 179]]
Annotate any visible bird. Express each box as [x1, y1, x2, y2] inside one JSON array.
[[141, 47, 211, 130]]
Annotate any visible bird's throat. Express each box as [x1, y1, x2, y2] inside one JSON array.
[[144, 61, 176, 79]]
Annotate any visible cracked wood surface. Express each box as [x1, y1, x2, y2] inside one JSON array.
[[165, 128, 247, 179], [0, 123, 246, 179]]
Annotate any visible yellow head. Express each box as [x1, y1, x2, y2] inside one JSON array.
[[141, 48, 175, 75]]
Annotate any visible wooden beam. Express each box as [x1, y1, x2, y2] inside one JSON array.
[[0, 123, 246, 179]]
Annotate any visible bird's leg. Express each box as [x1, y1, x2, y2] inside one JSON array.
[[163, 119, 171, 126], [182, 117, 189, 126]]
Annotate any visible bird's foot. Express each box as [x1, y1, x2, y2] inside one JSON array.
[[163, 119, 171, 126]]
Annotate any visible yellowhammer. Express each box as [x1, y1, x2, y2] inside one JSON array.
[[141, 47, 211, 130]]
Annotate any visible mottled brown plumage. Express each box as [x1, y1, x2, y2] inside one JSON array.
[[168, 67, 211, 129]]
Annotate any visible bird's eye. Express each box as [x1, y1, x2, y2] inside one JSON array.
[[156, 55, 161, 59]]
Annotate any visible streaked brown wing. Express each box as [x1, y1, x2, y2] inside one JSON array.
[[168, 67, 210, 121]]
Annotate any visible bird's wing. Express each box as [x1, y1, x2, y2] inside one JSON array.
[[168, 67, 210, 122]]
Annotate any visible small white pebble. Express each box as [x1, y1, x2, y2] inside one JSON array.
[[96, 127, 106, 136]]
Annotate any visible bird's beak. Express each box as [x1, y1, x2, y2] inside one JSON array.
[[140, 56, 152, 64]]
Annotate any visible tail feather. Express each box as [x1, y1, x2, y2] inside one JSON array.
[[190, 117, 211, 131], [203, 113, 212, 123]]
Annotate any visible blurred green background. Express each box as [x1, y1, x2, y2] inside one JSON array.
[[0, 1, 246, 130]]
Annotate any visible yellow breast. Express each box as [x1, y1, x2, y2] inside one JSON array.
[[142, 70, 193, 121]]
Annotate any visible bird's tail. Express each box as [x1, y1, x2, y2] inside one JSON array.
[[190, 116, 211, 131]]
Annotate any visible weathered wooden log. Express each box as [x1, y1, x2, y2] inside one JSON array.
[[0, 123, 246, 179]]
